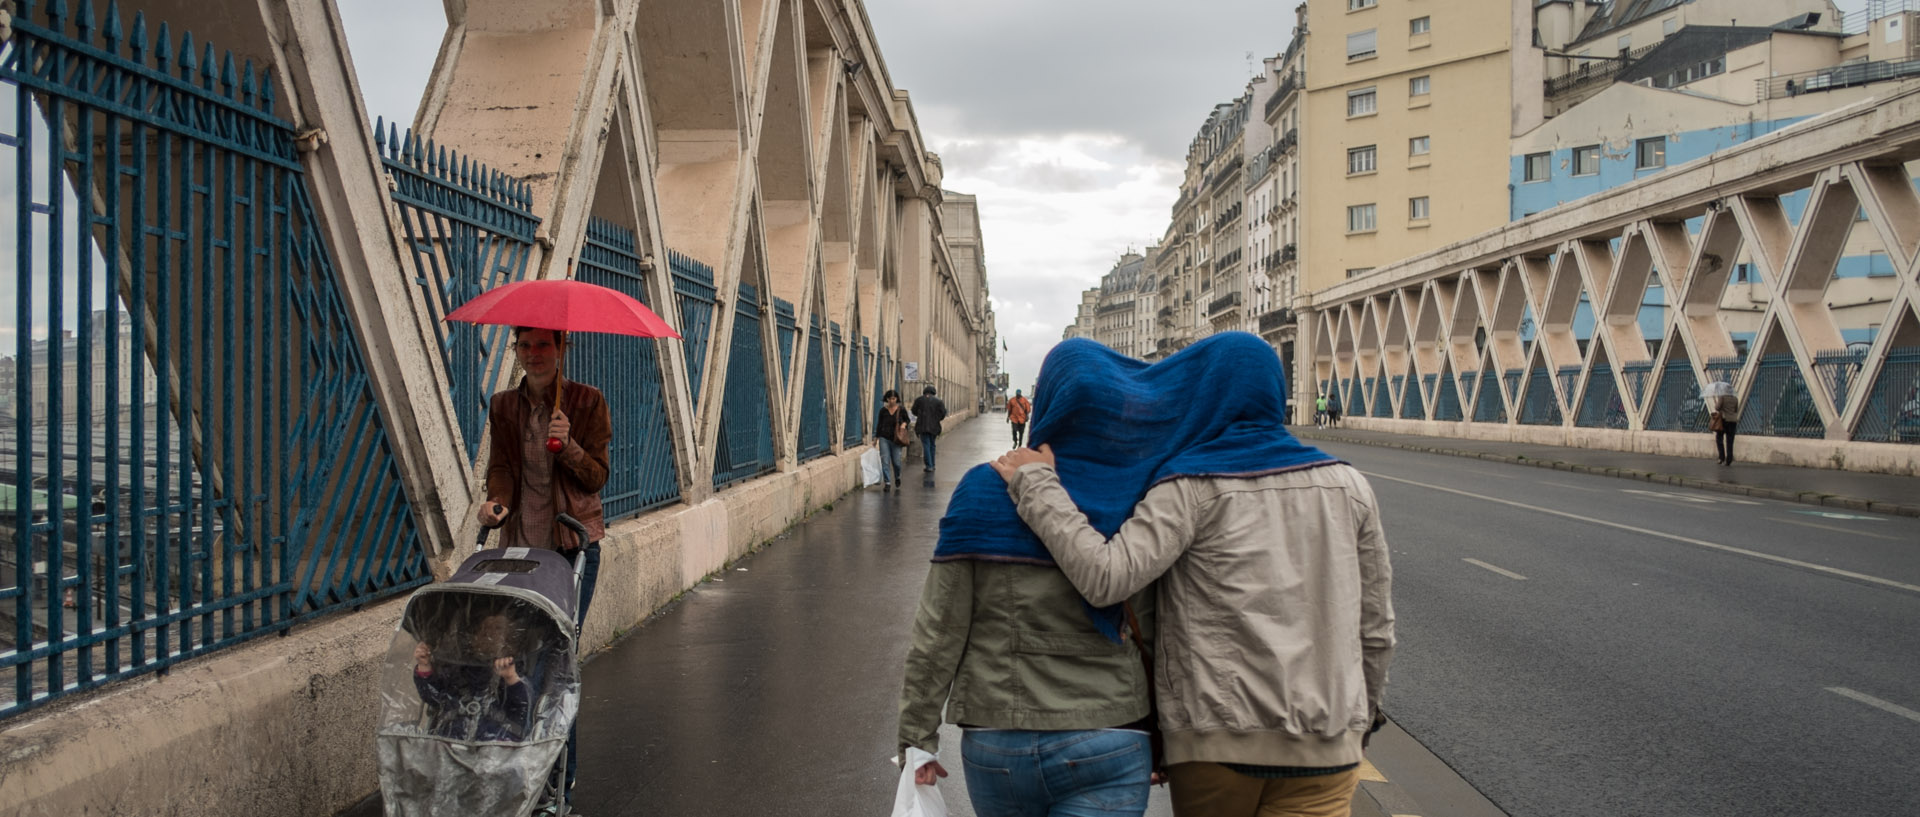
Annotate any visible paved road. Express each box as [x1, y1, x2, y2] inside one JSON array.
[[1317, 440, 1920, 816]]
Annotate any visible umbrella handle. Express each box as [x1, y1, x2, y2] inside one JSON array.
[[547, 437, 564, 453], [548, 366, 565, 453]]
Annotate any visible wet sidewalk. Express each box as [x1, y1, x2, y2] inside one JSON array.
[[345, 416, 1497, 817], [1297, 426, 1920, 518]]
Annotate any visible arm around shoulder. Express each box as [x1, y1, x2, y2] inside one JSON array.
[[1006, 465, 1195, 607]]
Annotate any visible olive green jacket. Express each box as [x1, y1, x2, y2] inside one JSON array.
[[896, 560, 1153, 757]]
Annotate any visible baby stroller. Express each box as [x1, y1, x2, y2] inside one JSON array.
[[376, 515, 592, 816]]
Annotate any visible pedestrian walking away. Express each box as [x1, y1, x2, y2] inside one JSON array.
[[1007, 389, 1033, 448], [1706, 382, 1742, 466], [875, 389, 910, 491], [912, 385, 948, 473], [991, 333, 1395, 817], [1325, 390, 1342, 428], [1314, 393, 1329, 429], [477, 327, 611, 799]]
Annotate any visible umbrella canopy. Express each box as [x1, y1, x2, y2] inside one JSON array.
[[445, 279, 680, 339], [1703, 380, 1734, 398]]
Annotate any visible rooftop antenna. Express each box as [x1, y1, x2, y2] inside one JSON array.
[[1246, 51, 1256, 78]]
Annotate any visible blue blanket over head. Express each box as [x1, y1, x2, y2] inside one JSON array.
[[933, 332, 1339, 641]]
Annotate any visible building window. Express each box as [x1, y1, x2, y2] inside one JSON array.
[[1616, 34, 1632, 52], [1524, 152, 1550, 182], [1346, 267, 1374, 279], [1410, 135, 1431, 155], [1410, 196, 1430, 221], [1409, 75, 1431, 96], [1349, 0, 1376, 9], [1411, 16, 1431, 35], [1572, 144, 1600, 176], [1347, 29, 1378, 61], [1662, 17, 1678, 35], [1347, 204, 1377, 233], [1348, 145, 1378, 175], [1735, 263, 1752, 283], [1636, 137, 1666, 170], [1347, 87, 1377, 117]]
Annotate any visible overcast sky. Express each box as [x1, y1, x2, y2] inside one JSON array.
[[337, 0, 1874, 393]]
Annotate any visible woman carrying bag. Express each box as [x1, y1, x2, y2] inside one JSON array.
[[875, 389, 911, 491]]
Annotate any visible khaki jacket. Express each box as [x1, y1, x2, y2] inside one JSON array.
[[1713, 394, 1742, 423], [897, 560, 1152, 757], [484, 376, 610, 549], [1008, 462, 1394, 768]]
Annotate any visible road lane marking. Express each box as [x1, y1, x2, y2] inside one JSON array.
[[1463, 558, 1528, 580], [1539, 480, 1602, 493], [1358, 757, 1388, 782], [1792, 510, 1886, 521], [1826, 687, 1920, 724], [1773, 516, 1906, 542], [1363, 471, 1920, 595], [1621, 488, 1761, 505]]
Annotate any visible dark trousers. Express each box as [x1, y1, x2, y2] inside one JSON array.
[[1715, 422, 1738, 464], [1011, 421, 1027, 448], [555, 541, 600, 793], [920, 432, 938, 470]]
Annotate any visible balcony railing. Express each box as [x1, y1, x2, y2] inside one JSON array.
[[1257, 308, 1296, 333], [1760, 57, 1920, 100], [1207, 291, 1243, 316], [1544, 43, 1657, 98], [1263, 72, 1303, 117]]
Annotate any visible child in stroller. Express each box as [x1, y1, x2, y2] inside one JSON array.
[[412, 611, 535, 743]]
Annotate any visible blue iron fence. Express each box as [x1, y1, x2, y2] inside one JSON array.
[[573, 219, 681, 517], [1619, 360, 1656, 406], [1853, 346, 1920, 443], [376, 119, 538, 458], [1810, 347, 1866, 415], [1744, 353, 1825, 438], [1576, 364, 1627, 428], [1473, 370, 1507, 423], [773, 297, 797, 390], [1369, 376, 1391, 418], [1, 4, 429, 718], [1431, 370, 1463, 422], [798, 315, 831, 461], [843, 335, 866, 446], [669, 252, 717, 405], [1397, 374, 1424, 420], [712, 282, 775, 487], [1519, 365, 1562, 425], [1645, 358, 1703, 431]]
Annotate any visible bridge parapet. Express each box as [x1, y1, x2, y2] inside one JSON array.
[[1302, 86, 1920, 473]]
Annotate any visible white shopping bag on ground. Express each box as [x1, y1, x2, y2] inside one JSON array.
[[861, 448, 883, 486], [889, 748, 946, 817]]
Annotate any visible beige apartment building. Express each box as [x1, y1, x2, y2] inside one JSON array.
[[1302, 0, 1541, 294], [1063, 251, 1158, 359]]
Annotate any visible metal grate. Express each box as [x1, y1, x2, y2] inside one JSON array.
[[1473, 369, 1508, 423], [1619, 361, 1656, 406], [711, 283, 775, 487], [1, 3, 430, 718], [772, 297, 797, 390], [376, 119, 538, 459], [1851, 347, 1920, 444], [1576, 364, 1628, 428], [1370, 375, 1392, 418], [843, 335, 866, 446], [1398, 374, 1425, 420], [574, 219, 680, 517], [669, 252, 716, 405], [798, 315, 831, 461], [1744, 353, 1825, 439], [1432, 371, 1463, 421], [1810, 347, 1866, 416], [1645, 359, 1703, 431], [1520, 365, 1563, 425]]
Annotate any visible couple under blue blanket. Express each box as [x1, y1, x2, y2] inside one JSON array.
[[934, 331, 1340, 640]]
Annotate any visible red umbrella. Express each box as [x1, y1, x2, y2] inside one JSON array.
[[447, 278, 682, 451], [445, 279, 681, 339]]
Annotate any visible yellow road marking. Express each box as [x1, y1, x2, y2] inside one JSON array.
[[1362, 471, 1920, 595], [1358, 757, 1388, 782]]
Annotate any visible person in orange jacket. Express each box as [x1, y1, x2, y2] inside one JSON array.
[[1006, 389, 1032, 448]]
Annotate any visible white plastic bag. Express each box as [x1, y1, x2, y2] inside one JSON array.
[[861, 448, 883, 486], [889, 748, 946, 817]]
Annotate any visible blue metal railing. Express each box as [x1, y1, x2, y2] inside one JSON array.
[[1811, 347, 1866, 416], [376, 119, 538, 458], [1344, 378, 1364, 418], [1852, 347, 1920, 444], [1745, 353, 1825, 438], [1397, 374, 1424, 420], [773, 297, 797, 390], [1619, 361, 1656, 406], [1577, 364, 1628, 428], [1369, 376, 1391, 418], [1520, 366, 1563, 426], [1, 3, 429, 718], [798, 315, 831, 461], [1431, 371, 1463, 422], [574, 219, 681, 517], [1644, 359, 1703, 431], [669, 252, 717, 406], [1473, 369, 1507, 423], [843, 336, 866, 446], [712, 283, 775, 487]]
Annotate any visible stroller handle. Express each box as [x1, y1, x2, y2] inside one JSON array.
[[474, 509, 591, 553]]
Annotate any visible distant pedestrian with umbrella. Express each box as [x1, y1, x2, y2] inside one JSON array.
[[1705, 380, 1741, 466], [446, 276, 679, 800]]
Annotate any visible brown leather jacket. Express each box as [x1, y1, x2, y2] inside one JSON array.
[[484, 376, 610, 550]]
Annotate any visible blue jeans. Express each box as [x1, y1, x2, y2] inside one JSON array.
[[919, 432, 938, 471], [878, 438, 904, 484], [961, 729, 1152, 817]]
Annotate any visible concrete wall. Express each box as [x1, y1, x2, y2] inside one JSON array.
[[0, 447, 868, 817]]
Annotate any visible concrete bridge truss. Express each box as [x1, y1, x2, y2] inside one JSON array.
[[1302, 86, 1920, 474], [1, 0, 987, 813]]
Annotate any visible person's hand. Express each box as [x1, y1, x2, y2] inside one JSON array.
[[547, 409, 572, 448], [477, 501, 508, 527], [413, 642, 433, 673], [989, 443, 1055, 480], [914, 760, 949, 786], [1150, 770, 1167, 786], [493, 656, 520, 685]]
